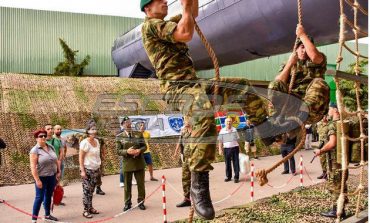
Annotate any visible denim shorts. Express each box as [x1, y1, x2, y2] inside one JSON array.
[[143, 152, 153, 165]]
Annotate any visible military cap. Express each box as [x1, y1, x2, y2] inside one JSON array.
[[122, 116, 130, 123], [329, 101, 337, 108], [141, 0, 153, 12]]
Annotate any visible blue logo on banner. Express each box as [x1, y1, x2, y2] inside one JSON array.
[[168, 117, 183, 133]]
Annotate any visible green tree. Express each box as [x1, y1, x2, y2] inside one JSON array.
[[339, 59, 368, 111], [54, 38, 91, 76]]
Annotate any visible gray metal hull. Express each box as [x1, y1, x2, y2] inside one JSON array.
[[112, 0, 368, 76]]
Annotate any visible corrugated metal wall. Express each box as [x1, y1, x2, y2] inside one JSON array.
[[1, 7, 367, 79], [198, 42, 368, 80], [0, 7, 143, 75]]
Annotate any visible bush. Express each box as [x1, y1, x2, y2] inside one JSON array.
[[54, 38, 90, 76]]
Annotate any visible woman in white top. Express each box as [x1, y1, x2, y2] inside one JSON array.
[[79, 124, 101, 218]]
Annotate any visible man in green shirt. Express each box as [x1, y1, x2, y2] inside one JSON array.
[[45, 124, 63, 173]]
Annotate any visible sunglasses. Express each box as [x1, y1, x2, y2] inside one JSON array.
[[37, 135, 47, 138]]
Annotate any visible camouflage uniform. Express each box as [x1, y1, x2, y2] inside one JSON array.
[[268, 56, 330, 124], [96, 138, 105, 187], [180, 129, 192, 198], [317, 120, 329, 172], [142, 15, 266, 171], [326, 120, 348, 205]]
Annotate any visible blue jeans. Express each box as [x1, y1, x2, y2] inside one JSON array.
[[32, 175, 56, 220], [120, 159, 124, 183], [60, 161, 65, 181], [281, 144, 296, 173]]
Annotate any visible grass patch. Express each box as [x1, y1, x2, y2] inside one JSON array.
[[18, 113, 38, 129], [73, 84, 89, 102], [50, 114, 69, 127], [174, 172, 368, 223], [10, 151, 29, 166], [8, 89, 58, 113]]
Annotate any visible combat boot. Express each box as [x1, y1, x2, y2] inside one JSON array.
[[317, 172, 327, 179], [96, 186, 105, 195], [176, 197, 191, 208], [190, 172, 215, 220], [321, 205, 346, 219]]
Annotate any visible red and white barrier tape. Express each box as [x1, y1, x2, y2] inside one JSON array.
[[267, 174, 296, 189], [250, 162, 254, 202], [165, 176, 247, 205], [303, 166, 326, 184], [161, 175, 167, 223], [300, 155, 303, 187], [0, 181, 163, 223]]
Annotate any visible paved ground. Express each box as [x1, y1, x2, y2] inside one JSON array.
[[0, 149, 327, 223]]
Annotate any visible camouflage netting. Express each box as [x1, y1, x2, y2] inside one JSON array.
[[0, 73, 188, 186]]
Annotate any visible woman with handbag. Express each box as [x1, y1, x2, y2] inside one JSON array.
[[30, 129, 60, 222]]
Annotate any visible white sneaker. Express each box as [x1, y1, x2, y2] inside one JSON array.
[[120, 183, 124, 188], [132, 179, 137, 185]]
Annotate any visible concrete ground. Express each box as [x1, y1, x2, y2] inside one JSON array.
[[0, 149, 329, 223]]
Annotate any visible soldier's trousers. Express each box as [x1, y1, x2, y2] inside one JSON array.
[[164, 78, 267, 172], [319, 154, 327, 173], [182, 145, 191, 198], [96, 169, 103, 187], [124, 169, 145, 205], [328, 164, 348, 205], [268, 78, 330, 124]]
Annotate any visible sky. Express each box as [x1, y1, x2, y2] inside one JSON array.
[[0, 0, 368, 44], [0, 0, 145, 18]]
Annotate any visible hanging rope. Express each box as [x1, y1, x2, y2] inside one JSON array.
[[256, 0, 305, 187], [194, 21, 220, 104], [288, 0, 303, 94], [187, 18, 221, 223], [188, 204, 195, 223], [256, 124, 306, 186], [335, 0, 368, 221], [344, 0, 368, 15]]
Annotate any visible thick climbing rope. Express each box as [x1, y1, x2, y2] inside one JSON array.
[[256, 124, 306, 186], [194, 21, 220, 104], [185, 19, 221, 223], [335, 0, 368, 221], [188, 205, 195, 223], [256, 0, 305, 187], [288, 0, 303, 94]]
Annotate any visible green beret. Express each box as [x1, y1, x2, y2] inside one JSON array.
[[329, 101, 337, 108], [141, 0, 153, 12]]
